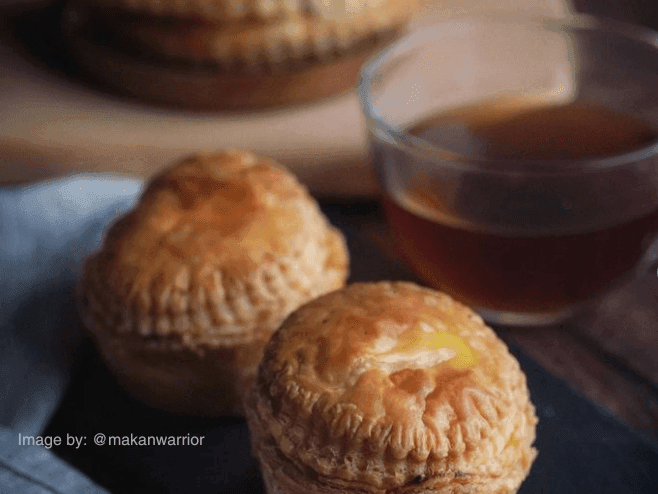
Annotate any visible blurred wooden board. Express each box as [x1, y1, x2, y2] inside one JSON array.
[[0, 2, 376, 197], [0, 39, 375, 197], [0, 0, 573, 197]]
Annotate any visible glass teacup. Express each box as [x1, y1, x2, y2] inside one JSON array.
[[358, 15, 658, 326]]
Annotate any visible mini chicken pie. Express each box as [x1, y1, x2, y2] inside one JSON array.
[[60, 0, 415, 109], [78, 150, 349, 416], [245, 281, 538, 493]]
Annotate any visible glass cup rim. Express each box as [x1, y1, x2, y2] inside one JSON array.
[[357, 13, 658, 175]]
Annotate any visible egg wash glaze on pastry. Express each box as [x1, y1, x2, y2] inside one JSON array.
[[248, 282, 537, 493], [78, 150, 349, 416]]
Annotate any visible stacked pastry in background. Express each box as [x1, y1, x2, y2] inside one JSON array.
[[61, 0, 414, 109]]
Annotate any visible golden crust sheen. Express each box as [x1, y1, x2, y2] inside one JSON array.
[[81, 149, 348, 349], [108, 8, 407, 65], [64, 0, 409, 66], [78, 150, 348, 415], [80, 0, 401, 23], [246, 282, 537, 492]]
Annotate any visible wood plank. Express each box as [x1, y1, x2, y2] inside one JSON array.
[[573, 274, 658, 386], [497, 326, 658, 438]]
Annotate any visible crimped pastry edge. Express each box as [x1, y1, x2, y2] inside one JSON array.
[[246, 383, 537, 494], [78, 150, 349, 353], [80, 243, 348, 353], [246, 282, 538, 491], [62, 0, 408, 67], [77, 0, 400, 23], [109, 11, 406, 65], [76, 150, 349, 416], [60, 6, 400, 109]]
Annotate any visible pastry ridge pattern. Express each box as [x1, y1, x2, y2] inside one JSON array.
[[83, 0, 393, 22], [80, 149, 349, 354], [248, 282, 538, 492]]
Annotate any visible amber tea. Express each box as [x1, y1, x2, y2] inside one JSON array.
[[379, 99, 658, 317]]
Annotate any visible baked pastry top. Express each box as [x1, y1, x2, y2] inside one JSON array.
[[247, 281, 537, 492], [80, 150, 349, 354]]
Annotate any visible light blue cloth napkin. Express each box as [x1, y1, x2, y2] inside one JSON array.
[[0, 175, 143, 493]]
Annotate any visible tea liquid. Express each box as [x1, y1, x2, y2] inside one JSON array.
[[383, 99, 658, 314]]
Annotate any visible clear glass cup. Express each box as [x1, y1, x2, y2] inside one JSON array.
[[357, 15, 658, 326]]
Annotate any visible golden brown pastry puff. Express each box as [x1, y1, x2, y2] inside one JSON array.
[[78, 149, 349, 416], [60, 0, 414, 110], [245, 281, 538, 493]]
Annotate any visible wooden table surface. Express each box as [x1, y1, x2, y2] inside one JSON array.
[[339, 201, 658, 442]]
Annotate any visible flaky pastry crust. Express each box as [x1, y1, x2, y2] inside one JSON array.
[[63, 0, 408, 66], [79, 0, 403, 23], [60, 0, 409, 109], [245, 282, 537, 493], [110, 9, 405, 65], [78, 150, 349, 415]]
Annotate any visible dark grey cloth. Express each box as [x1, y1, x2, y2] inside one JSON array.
[[0, 175, 142, 493]]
